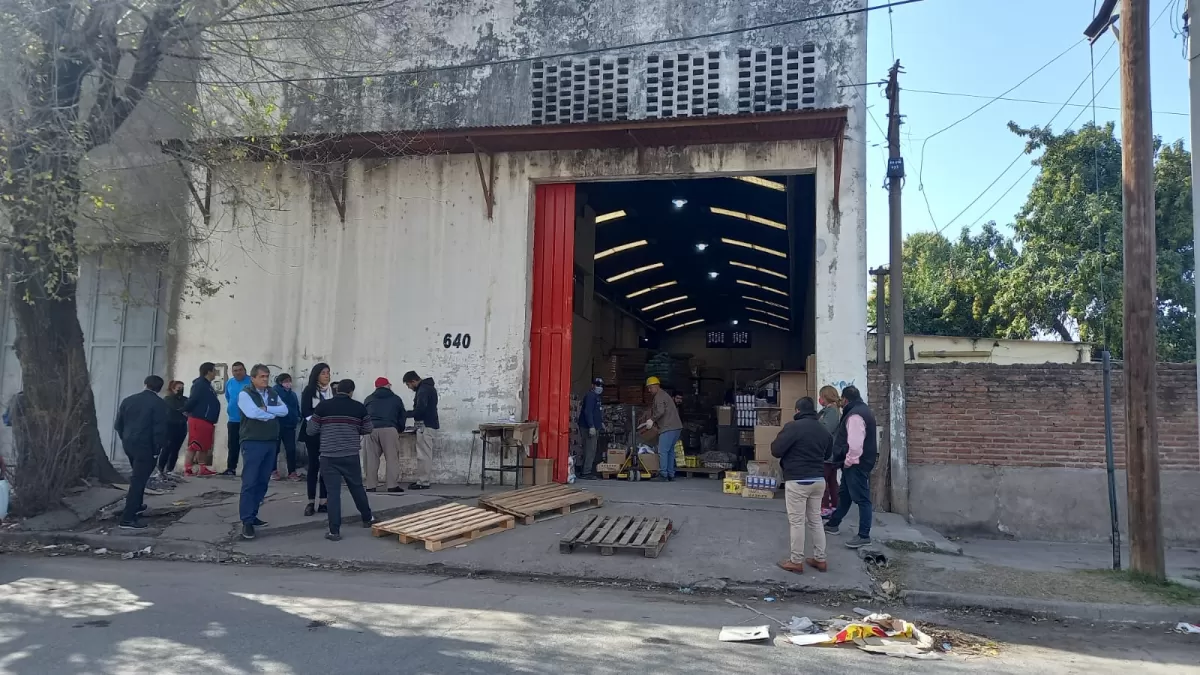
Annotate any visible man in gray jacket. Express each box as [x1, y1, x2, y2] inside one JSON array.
[[364, 377, 406, 493]]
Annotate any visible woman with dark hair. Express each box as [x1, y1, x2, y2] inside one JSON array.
[[159, 380, 189, 479], [300, 362, 332, 516]]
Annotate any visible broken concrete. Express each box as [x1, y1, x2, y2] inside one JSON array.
[[62, 487, 128, 520]]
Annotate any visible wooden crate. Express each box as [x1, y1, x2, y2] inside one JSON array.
[[560, 515, 674, 558], [479, 484, 604, 525], [676, 467, 724, 479], [371, 504, 515, 551]]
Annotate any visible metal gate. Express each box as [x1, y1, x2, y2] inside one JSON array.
[[0, 248, 169, 467]]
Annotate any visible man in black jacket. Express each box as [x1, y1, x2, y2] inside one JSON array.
[[363, 377, 406, 493], [771, 397, 832, 574], [403, 371, 438, 490], [824, 385, 878, 549], [114, 376, 169, 530]]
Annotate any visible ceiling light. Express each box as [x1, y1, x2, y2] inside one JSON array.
[[749, 318, 790, 331], [642, 295, 687, 312], [606, 262, 664, 283], [708, 271, 719, 279], [710, 207, 786, 231], [720, 237, 787, 259], [733, 176, 787, 192], [672, 198, 688, 209], [746, 305, 789, 322], [729, 260, 787, 280], [731, 319, 739, 326], [743, 295, 789, 310], [695, 242, 708, 252], [595, 210, 626, 223], [667, 318, 704, 332], [626, 280, 677, 299], [594, 239, 648, 260], [736, 279, 788, 297], [655, 307, 696, 322]]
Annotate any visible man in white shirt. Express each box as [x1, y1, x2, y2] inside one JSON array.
[[236, 364, 289, 540]]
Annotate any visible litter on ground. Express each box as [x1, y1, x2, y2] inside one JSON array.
[[1175, 622, 1200, 634]]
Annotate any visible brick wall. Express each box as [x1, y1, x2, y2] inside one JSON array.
[[867, 363, 1200, 471]]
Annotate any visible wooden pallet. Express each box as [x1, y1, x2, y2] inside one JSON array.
[[478, 484, 604, 525], [559, 515, 674, 558], [371, 503, 514, 551], [675, 467, 725, 479]]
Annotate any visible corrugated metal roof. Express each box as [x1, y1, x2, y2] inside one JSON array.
[[165, 107, 849, 160]]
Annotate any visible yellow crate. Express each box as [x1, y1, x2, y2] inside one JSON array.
[[685, 455, 701, 468], [723, 479, 743, 495], [725, 471, 746, 483]]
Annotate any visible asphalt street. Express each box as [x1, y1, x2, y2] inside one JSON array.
[[0, 555, 1194, 674]]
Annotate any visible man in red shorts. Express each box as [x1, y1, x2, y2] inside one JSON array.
[[183, 362, 221, 476]]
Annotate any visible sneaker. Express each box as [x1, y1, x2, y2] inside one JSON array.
[[197, 466, 217, 476], [777, 560, 804, 574], [805, 557, 828, 572], [317, 503, 328, 513], [387, 486, 405, 493], [824, 525, 840, 535], [271, 471, 281, 481], [184, 464, 194, 476], [362, 517, 378, 528], [119, 520, 148, 530], [287, 473, 301, 481], [252, 518, 268, 527], [221, 468, 237, 476], [325, 531, 342, 542], [303, 503, 315, 517], [407, 483, 429, 490], [844, 535, 872, 549], [241, 523, 256, 540]]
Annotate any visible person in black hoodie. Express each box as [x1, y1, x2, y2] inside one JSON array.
[[403, 371, 438, 489], [182, 362, 221, 476], [159, 380, 189, 479], [299, 362, 333, 516], [363, 377, 406, 493], [771, 397, 832, 574]]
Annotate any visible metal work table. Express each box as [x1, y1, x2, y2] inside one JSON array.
[[475, 421, 539, 491]]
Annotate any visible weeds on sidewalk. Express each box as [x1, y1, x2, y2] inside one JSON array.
[[1081, 570, 1200, 606]]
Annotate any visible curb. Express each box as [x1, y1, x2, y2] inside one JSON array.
[[901, 589, 1193, 624], [0, 530, 222, 558]]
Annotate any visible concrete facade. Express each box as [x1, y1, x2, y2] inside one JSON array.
[[867, 334, 1090, 365]]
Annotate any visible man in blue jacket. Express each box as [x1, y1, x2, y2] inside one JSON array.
[[273, 373, 301, 480], [183, 362, 221, 476], [577, 378, 604, 479], [222, 361, 250, 475]]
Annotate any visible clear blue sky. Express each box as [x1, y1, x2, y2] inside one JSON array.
[[863, 0, 1192, 269]]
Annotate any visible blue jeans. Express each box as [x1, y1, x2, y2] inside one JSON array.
[[825, 464, 872, 538], [239, 440, 276, 524], [657, 429, 681, 478]]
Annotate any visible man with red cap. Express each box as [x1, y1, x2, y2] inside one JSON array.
[[363, 376, 407, 493]]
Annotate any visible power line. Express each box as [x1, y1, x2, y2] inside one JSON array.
[[904, 88, 1187, 117], [915, 38, 1086, 230], [949, 0, 1173, 234], [185, 0, 924, 86]]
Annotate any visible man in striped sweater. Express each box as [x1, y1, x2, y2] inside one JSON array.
[[310, 379, 376, 540]]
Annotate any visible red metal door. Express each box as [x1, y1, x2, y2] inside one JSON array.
[[528, 183, 576, 483]]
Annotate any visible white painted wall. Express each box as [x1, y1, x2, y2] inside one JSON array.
[[174, 138, 865, 482], [866, 334, 1090, 365]]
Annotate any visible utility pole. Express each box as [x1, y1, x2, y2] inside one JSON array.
[[885, 61, 909, 518], [1119, 0, 1165, 579], [1187, 0, 1200, 508], [870, 266, 888, 365]]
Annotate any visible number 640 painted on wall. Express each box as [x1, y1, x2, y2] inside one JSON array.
[[443, 333, 472, 349]]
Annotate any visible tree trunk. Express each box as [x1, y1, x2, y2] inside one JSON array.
[[1053, 318, 1075, 342]]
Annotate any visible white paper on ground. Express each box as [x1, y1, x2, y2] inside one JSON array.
[[718, 625, 771, 642], [787, 633, 834, 646]]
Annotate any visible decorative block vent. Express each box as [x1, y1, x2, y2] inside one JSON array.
[[645, 51, 721, 118], [737, 44, 818, 113], [532, 56, 631, 124]]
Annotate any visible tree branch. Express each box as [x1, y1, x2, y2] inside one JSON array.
[[1052, 317, 1074, 342]]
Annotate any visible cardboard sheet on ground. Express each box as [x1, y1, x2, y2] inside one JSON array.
[[719, 625, 771, 642]]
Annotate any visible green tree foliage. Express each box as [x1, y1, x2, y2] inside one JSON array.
[[877, 122, 1193, 362]]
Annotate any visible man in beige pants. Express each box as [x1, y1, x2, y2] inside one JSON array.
[[363, 377, 406, 492], [404, 371, 438, 489], [770, 397, 833, 573]]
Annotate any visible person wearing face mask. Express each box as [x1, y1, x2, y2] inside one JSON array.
[[273, 373, 301, 481], [577, 378, 605, 479]]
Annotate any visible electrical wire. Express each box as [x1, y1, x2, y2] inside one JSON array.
[[903, 88, 1187, 117], [185, 0, 924, 86], [914, 38, 1085, 229]]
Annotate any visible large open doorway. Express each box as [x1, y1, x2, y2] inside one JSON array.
[[529, 174, 819, 483]]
